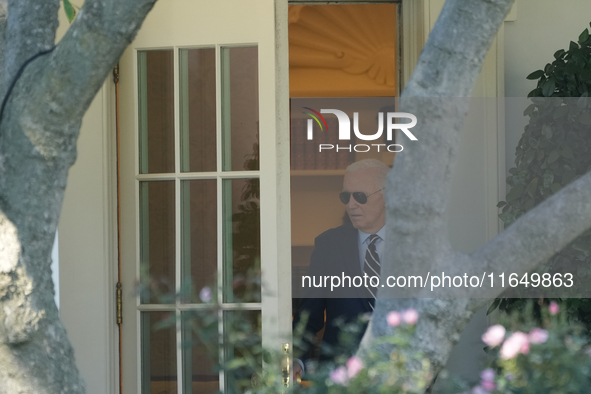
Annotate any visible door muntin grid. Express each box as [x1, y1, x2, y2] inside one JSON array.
[[136, 44, 261, 393]]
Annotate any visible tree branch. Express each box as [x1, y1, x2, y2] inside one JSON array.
[[469, 171, 591, 308], [4, 0, 60, 83], [381, 0, 515, 293], [0, 0, 157, 391], [404, 0, 513, 98], [1, 0, 159, 227], [360, 0, 517, 378], [0, 0, 7, 97]]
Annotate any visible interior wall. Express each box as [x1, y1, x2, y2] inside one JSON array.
[[56, 2, 116, 393]]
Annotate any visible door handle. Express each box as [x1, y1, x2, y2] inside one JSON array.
[[281, 343, 290, 391]]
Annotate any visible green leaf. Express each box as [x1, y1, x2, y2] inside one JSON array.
[[542, 78, 556, 97], [577, 94, 590, 109], [224, 358, 249, 370], [569, 41, 579, 51], [579, 28, 590, 44], [543, 172, 554, 189], [524, 149, 535, 165], [506, 183, 524, 202], [551, 183, 562, 193], [526, 177, 539, 198], [554, 49, 566, 60], [63, 0, 76, 22], [524, 198, 536, 211], [548, 149, 560, 164], [523, 103, 536, 116], [561, 145, 574, 159], [542, 124, 553, 139], [498, 212, 515, 224], [486, 299, 501, 315], [553, 105, 569, 119], [562, 168, 576, 184], [497, 201, 507, 208], [527, 70, 545, 80], [528, 88, 542, 98], [580, 69, 591, 81]]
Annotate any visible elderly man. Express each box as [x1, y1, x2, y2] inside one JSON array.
[[293, 159, 389, 377]]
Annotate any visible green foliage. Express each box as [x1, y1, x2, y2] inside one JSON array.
[[525, 25, 591, 98], [208, 310, 434, 393], [62, 0, 76, 23], [494, 22, 591, 327], [148, 281, 436, 394], [473, 304, 591, 393], [231, 133, 261, 302], [300, 320, 433, 394]]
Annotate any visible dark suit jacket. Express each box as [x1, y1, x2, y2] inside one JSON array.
[[293, 224, 373, 362]]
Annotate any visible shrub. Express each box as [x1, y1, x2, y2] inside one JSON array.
[[495, 23, 591, 326], [469, 302, 591, 393]]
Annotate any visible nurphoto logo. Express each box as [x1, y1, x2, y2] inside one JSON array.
[[302, 107, 417, 153]]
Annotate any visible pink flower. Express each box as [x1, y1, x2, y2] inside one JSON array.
[[481, 324, 506, 347], [402, 309, 419, 325], [500, 332, 529, 359], [346, 356, 363, 378], [329, 366, 348, 385], [471, 386, 489, 394], [549, 301, 559, 315], [480, 368, 495, 382], [387, 311, 401, 327], [528, 328, 549, 344], [481, 380, 496, 391], [199, 286, 212, 303]]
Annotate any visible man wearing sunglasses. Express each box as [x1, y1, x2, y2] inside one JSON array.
[[293, 159, 389, 379]]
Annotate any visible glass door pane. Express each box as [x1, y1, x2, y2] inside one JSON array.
[[181, 311, 220, 394], [139, 181, 176, 304], [136, 44, 262, 393], [181, 179, 217, 303], [222, 178, 261, 304], [221, 47, 260, 172], [138, 50, 175, 174], [141, 312, 177, 394], [179, 48, 217, 173]]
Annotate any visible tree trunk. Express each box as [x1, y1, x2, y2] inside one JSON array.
[[360, 0, 591, 385], [0, 0, 157, 391]]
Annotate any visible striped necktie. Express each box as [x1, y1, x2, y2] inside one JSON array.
[[363, 234, 380, 310]]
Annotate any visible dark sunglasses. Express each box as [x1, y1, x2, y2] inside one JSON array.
[[339, 188, 384, 204]]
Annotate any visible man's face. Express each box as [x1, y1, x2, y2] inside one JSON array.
[[342, 168, 386, 233]]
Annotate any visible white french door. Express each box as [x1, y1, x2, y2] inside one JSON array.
[[118, 1, 291, 392]]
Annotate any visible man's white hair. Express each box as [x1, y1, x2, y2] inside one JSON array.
[[346, 159, 390, 190]]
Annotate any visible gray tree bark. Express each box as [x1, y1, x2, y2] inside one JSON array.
[[0, 0, 156, 392], [360, 0, 591, 387]]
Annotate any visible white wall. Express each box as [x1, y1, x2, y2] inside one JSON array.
[[58, 87, 116, 394], [504, 0, 591, 172], [56, 3, 117, 393]]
